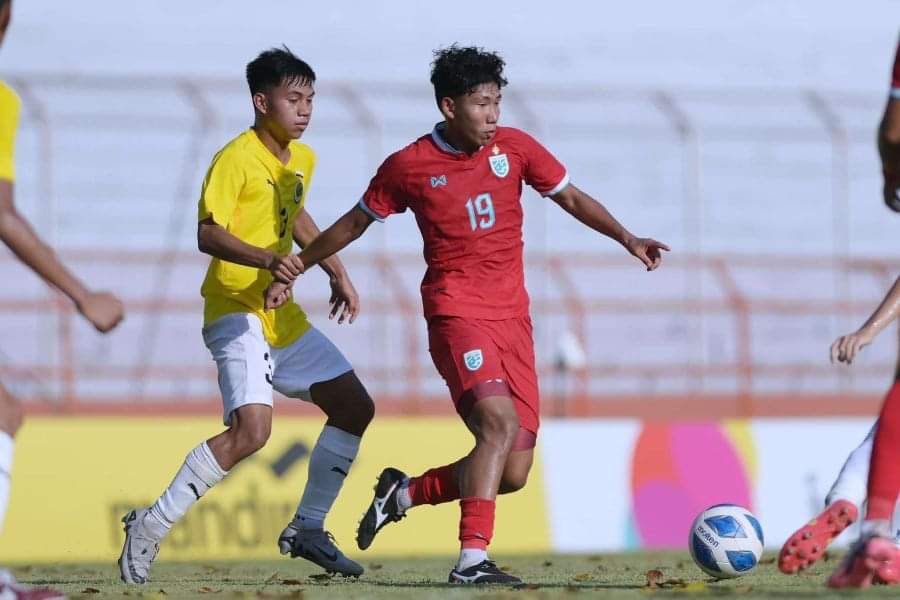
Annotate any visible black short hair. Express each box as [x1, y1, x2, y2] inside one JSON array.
[[430, 45, 507, 104], [246, 46, 315, 95], [0, 0, 9, 12]]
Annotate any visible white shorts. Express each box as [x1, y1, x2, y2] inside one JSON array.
[[202, 313, 353, 425]]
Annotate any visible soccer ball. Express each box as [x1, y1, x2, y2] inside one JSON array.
[[689, 504, 764, 579]]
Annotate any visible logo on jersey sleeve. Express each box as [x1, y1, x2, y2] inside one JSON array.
[[431, 175, 447, 188], [293, 171, 305, 203], [489, 144, 509, 178], [463, 349, 484, 371]]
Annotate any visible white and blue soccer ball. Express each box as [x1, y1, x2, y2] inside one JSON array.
[[689, 504, 764, 579]]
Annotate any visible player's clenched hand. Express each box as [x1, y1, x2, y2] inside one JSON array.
[[267, 253, 305, 284], [329, 275, 359, 324], [77, 291, 125, 333], [625, 236, 670, 271], [830, 329, 875, 365], [264, 281, 292, 311]]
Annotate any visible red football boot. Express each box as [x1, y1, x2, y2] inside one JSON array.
[[828, 535, 900, 589], [779, 499, 858, 574]]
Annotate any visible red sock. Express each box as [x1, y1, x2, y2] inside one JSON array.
[[459, 497, 495, 550], [867, 382, 900, 521], [407, 463, 460, 506]]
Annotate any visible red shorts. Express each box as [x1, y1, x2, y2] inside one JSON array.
[[427, 315, 540, 439]]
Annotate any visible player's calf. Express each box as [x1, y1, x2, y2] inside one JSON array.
[[498, 446, 534, 494], [207, 409, 272, 471]]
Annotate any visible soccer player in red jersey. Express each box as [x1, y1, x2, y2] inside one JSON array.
[[265, 45, 668, 584], [824, 37, 900, 589]]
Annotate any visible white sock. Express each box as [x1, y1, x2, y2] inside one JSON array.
[[294, 425, 360, 530], [0, 432, 13, 534], [457, 548, 488, 571], [147, 442, 227, 538], [825, 421, 876, 508], [396, 479, 413, 512], [861, 519, 892, 538]]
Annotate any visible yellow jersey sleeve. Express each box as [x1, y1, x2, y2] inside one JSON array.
[[198, 147, 247, 227], [0, 82, 21, 182]]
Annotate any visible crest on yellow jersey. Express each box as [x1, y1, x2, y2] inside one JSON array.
[[293, 171, 304, 203]]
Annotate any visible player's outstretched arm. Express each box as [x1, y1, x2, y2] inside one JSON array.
[[197, 217, 303, 284], [0, 181, 124, 332], [292, 208, 359, 324], [551, 183, 670, 271], [264, 205, 374, 310], [831, 276, 900, 365]]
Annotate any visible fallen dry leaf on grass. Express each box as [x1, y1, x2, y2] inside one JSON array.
[[644, 569, 664, 588]]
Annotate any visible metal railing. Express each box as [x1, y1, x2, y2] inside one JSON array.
[[1, 75, 895, 417]]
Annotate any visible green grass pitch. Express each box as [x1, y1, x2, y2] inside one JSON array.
[[9, 552, 895, 599]]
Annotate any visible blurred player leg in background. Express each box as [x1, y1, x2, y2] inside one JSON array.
[[827, 35, 900, 590], [0, 1, 124, 597], [0, 383, 21, 539], [778, 423, 871, 573]]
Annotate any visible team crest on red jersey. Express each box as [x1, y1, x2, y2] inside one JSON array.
[[463, 349, 484, 371], [489, 144, 509, 178]]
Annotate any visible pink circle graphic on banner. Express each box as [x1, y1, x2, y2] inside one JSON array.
[[630, 422, 753, 548]]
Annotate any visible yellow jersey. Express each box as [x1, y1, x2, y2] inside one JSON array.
[[0, 80, 20, 182], [199, 129, 314, 347]]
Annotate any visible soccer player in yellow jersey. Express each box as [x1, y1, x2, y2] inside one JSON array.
[[118, 47, 374, 583], [0, 1, 124, 597]]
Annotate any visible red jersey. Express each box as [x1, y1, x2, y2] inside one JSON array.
[[359, 124, 568, 320]]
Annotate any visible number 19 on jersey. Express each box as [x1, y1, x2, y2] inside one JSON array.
[[465, 193, 495, 231]]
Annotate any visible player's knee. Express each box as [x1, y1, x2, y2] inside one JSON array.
[[475, 401, 519, 448], [315, 376, 375, 434], [335, 393, 374, 435], [360, 394, 375, 427], [232, 419, 271, 457], [346, 390, 375, 428]]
